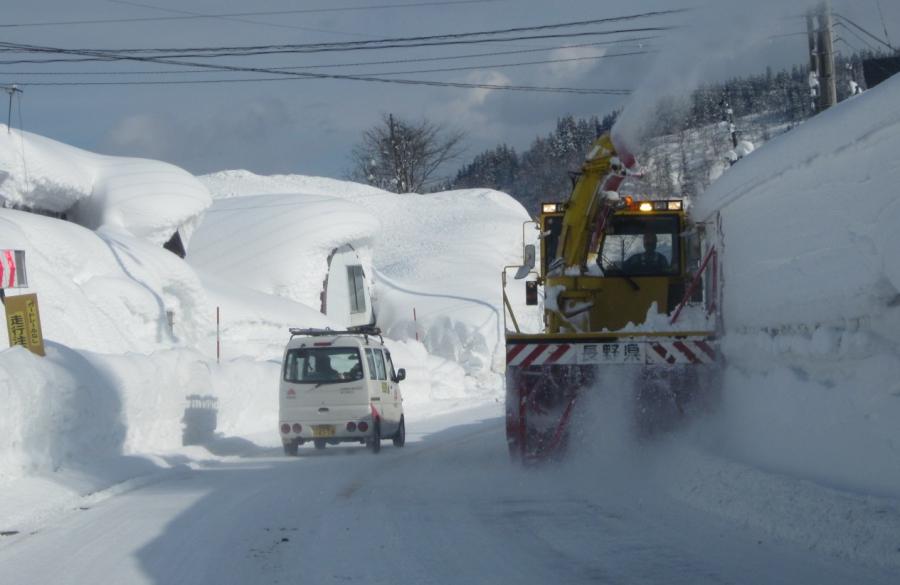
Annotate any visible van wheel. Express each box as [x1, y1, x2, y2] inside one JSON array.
[[369, 421, 381, 454], [314, 439, 326, 450], [392, 416, 406, 448], [283, 440, 299, 456]]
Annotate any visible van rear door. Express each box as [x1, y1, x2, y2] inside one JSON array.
[[282, 346, 368, 415]]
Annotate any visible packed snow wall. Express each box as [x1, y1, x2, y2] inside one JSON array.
[[692, 74, 900, 496]]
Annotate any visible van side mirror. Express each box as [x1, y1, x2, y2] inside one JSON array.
[[395, 368, 406, 382], [514, 244, 536, 280]]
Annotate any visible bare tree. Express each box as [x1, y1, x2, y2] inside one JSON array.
[[350, 113, 465, 193]]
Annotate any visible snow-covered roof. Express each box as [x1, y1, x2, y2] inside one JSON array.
[[187, 192, 379, 309], [0, 126, 211, 245]]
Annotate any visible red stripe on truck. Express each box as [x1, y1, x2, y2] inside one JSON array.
[[694, 340, 716, 361], [545, 344, 571, 364], [520, 344, 548, 368], [673, 341, 699, 364], [506, 343, 528, 364]]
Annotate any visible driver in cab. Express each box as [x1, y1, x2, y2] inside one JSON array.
[[624, 232, 669, 274]]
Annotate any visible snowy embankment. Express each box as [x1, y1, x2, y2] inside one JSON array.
[[626, 74, 900, 568], [0, 127, 532, 523]]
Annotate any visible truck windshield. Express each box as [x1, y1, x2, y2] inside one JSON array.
[[283, 347, 363, 384], [599, 215, 680, 276]]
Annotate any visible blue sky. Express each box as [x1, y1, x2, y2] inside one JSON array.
[[2, 0, 897, 179]]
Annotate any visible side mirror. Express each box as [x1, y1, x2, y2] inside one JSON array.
[[514, 244, 536, 280], [395, 368, 406, 382]]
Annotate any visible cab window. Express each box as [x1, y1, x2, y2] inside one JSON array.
[[599, 215, 680, 276], [541, 214, 564, 275]]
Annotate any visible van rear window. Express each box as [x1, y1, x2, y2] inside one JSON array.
[[283, 347, 363, 384]]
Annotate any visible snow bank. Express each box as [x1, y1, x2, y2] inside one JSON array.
[[0, 341, 280, 486], [627, 73, 900, 563], [0, 209, 206, 354], [689, 75, 900, 493], [0, 126, 211, 245], [695, 74, 900, 330]]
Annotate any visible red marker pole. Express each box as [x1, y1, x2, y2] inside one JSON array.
[[413, 307, 418, 341]]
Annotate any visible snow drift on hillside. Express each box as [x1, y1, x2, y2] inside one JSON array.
[[0, 126, 211, 245]]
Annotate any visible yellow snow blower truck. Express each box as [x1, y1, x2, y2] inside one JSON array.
[[502, 134, 721, 463]]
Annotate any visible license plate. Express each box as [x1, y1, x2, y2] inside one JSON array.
[[313, 425, 335, 438]]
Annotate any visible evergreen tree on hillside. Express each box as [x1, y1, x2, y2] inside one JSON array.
[[452, 144, 519, 192], [448, 57, 871, 214]]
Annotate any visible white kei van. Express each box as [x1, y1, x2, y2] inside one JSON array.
[[279, 327, 406, 455]]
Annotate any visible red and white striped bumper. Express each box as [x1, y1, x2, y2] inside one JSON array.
[[506, 338, 716, 367]]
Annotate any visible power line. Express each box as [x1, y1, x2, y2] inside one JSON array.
[[874, 0, 893, 49], [0, 36, 658, 74], [0, 49, 654, 78], [0, 37, 642, 93], [0, 0, 506, 28], [833, 12, 894, 51], [2, 75, 631, 94], [0, 39, 635, 93], [106, 0, 373, 37], [0, 12, 680, 94], [0, 11, 684, 54], [0, 27, 675, 64], [834, 36, 863, 54], [834, 21, 879, 52]]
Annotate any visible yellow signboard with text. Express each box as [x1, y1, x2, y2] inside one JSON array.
[[5, 293, 45, 356]]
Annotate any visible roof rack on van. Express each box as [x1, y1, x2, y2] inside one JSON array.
[[288, 325, 382, 340]]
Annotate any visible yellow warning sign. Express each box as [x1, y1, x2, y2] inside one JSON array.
[[5, 293, 45, 356]]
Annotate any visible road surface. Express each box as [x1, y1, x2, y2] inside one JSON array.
[[1, 403, 895, 584]]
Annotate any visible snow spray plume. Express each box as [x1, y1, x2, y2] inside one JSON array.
[[613, 0, 812, 152]]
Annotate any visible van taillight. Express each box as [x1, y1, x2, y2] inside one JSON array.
[[292, 423, 302, 433], [281, 424, 291, 434], [358, 421, 369, 432], [346, 422, 357, 432]]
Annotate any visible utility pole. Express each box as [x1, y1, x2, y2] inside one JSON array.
[[816, 1, 837, 110], [2, 85, 22, 134], [806, 11, 820, 112]]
